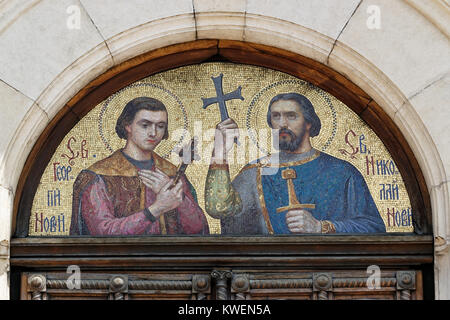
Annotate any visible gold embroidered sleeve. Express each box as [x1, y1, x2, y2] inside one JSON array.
[[204, 164, 243, 219]]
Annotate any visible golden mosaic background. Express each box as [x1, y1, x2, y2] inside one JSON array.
[[29, 63, 414, 236]]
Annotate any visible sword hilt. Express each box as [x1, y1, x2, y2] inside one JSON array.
[[276, 168, 315, 213]]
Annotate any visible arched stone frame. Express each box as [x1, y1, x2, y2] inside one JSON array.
[[0, 0, 448, 299]]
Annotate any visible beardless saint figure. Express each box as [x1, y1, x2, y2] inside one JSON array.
[[70, 97, 209, 235], [204, 93, 386, 234]]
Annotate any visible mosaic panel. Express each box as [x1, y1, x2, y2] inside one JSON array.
[[29, 63, 413, 236]]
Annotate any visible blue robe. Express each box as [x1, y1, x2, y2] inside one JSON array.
[[221, 150, 386, 234]]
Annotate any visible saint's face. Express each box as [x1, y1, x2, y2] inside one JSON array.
[[125, 109, 168, 152], [270, 99, 311, 151]]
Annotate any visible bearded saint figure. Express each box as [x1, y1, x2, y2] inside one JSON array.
[[204, 92, 386, 234]]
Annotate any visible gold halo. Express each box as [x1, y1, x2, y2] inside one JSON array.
[[246, 79, 337, 154], [99, 82, 189, 158]]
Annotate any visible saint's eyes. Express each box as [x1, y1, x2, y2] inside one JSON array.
[[140, 123, 166, 130], [271, 113, 297, 120]]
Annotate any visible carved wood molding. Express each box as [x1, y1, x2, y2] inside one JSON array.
[[211, 270, 232, 300], [129, 280, 192, 291], [25, 272, 212, 300], [313, 273, 333, 300], [47, 279, 109, 290], [10, 236, 433, 276], [397, 271, 416, 300], [231, 274, 250, 300], [109, 275, 128, 300], [47, 277, 194, 291], [24, 269, 420, 300], [192, 275, 211, 300], [250, 279, 313, 289], [27, 274, 46, 300], [10, 235, 433, 265], [332, 277, 397, 288]]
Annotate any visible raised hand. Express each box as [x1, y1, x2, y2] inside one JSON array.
[[212, 118, 239, 163]]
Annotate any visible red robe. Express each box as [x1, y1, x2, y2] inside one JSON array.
[[70, 150, 209, 235]]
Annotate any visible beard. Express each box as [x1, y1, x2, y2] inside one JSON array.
[[275, 126, 306, 152]]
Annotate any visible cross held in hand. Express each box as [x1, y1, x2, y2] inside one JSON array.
[[202, 73, 244, 121]]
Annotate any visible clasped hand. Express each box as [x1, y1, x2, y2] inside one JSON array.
[[138, 168, 184, 217], [286, 209, 321, 233]]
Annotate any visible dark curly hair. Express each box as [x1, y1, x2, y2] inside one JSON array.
[[267, 93, 321, 137], [115, 96, 169, 140]]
